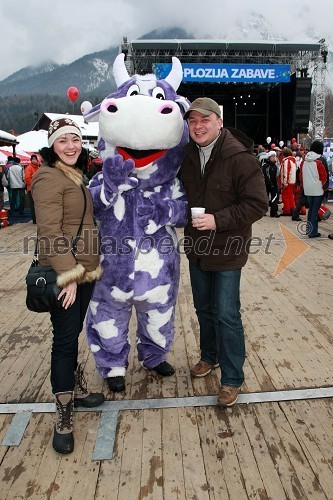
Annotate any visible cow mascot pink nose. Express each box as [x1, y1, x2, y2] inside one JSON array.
[[83, 53, 190, 391]]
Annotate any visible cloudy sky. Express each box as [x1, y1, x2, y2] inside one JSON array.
[[0, 0, 332, 81]]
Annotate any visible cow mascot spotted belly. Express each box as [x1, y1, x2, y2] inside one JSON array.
[[83, 54, 189, 392]]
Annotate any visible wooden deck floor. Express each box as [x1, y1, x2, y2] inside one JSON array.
[[0, 213, 333, 499]]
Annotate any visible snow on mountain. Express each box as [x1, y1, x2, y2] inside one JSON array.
[[0, 22, 331, 97]]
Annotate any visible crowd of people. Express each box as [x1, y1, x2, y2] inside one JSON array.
[[2, 96, 333, 457], [257, 140, 332, 238], [1, 154, 40, 220]]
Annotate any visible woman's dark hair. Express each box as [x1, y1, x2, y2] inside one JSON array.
[[39, 146, 89, 173]]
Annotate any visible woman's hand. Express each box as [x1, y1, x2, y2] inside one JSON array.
[[58, 282, 77, 310]]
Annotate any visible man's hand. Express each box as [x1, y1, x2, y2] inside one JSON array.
[[192, 213, 216, 230]]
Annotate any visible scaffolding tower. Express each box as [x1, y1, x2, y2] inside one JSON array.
[[310, 39, 328, 139]]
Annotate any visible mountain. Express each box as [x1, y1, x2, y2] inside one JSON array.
[[1, 61, 60, 85], [140, 27, 192, 40], [0, 27, 191, 99], [0, 27, 193, 133], [0, 48, 118, 98]]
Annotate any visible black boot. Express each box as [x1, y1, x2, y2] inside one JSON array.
[[107, 376, 125, 392], [151, 361, 175, 376], [53, 391, 74, 454], [74, 363, 105, 408]]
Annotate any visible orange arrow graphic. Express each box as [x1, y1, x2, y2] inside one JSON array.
[[273, 223, 309, 278]]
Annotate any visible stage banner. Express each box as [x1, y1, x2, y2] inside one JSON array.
[[153, 63, 291, 83]]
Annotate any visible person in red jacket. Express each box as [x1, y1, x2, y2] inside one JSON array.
[[280, 147, 297, 215], [24, 154, 40, 223]]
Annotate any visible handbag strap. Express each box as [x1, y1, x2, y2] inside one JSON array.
[[34, 184, 87, 258], [71, 185, 87, 255]]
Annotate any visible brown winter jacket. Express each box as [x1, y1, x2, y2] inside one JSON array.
[[31, 161, 102, 288], [179, 127, 268, 271]]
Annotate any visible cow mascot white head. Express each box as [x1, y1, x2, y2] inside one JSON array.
[[84, 53, 190, 391]]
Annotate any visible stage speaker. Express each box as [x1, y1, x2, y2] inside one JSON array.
[[292, 77, 312, 132]]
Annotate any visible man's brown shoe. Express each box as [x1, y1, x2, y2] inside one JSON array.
[[217, 385, 240, 407], [190, 360, 219, 378]]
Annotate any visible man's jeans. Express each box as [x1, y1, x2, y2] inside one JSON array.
[[306, 195, 322, 237], [189, 264, 245, 387], [11, 188, 25, 214]]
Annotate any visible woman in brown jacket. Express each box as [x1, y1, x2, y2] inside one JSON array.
[[31, 118, 104, 455]]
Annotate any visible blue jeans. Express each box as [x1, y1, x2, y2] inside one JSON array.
[[11, 188, 25, 214], [189, 264, 245, 387], [306, 195, 322, 237]]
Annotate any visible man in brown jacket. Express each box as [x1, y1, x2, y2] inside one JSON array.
[[179, 97, 267, 407]]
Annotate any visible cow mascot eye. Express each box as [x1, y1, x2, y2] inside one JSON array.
[[127, 84, 140, 97], [152, 87, 165, 100]]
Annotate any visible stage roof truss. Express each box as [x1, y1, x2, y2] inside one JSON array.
[[130, 50, 316, 74], [121, 38, 327, 138]]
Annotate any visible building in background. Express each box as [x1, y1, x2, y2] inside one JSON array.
[[32, 113, 99, 148]]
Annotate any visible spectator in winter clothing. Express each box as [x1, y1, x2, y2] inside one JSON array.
[[300, 141, 327, 238], [257, 145, 267, 166], [0, 168, 4, 211], [261, 151, 280, 217], [7, 158, 25, 215], [280, 147, 297, 215], [309, 140, 329, 203], [292, 151, 307, 221], [2, 156, 15, 210], [24, 154, 40, 223]]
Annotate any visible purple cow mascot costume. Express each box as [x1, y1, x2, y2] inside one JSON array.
[[83, 54, 189, 392]]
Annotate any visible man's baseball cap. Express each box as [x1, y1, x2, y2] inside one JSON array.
[[184, 97, 221, 120]]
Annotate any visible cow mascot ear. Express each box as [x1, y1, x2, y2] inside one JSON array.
[[113, 53, 130, 88], [164, 57, 183, 91]]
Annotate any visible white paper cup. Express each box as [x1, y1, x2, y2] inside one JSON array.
[[191, 207, 205, 216]]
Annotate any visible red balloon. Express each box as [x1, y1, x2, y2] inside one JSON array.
[[271, 143, 276, 149], [67, 86, 80, 102], [291, 137, 297, 142]]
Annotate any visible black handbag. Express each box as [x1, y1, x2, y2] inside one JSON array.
[[26, 263, 63, 312], [26, 186, 87, 313]]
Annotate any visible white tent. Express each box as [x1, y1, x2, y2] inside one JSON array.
[[16, 130, 48, 152], [0, 147, 31, 165]]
